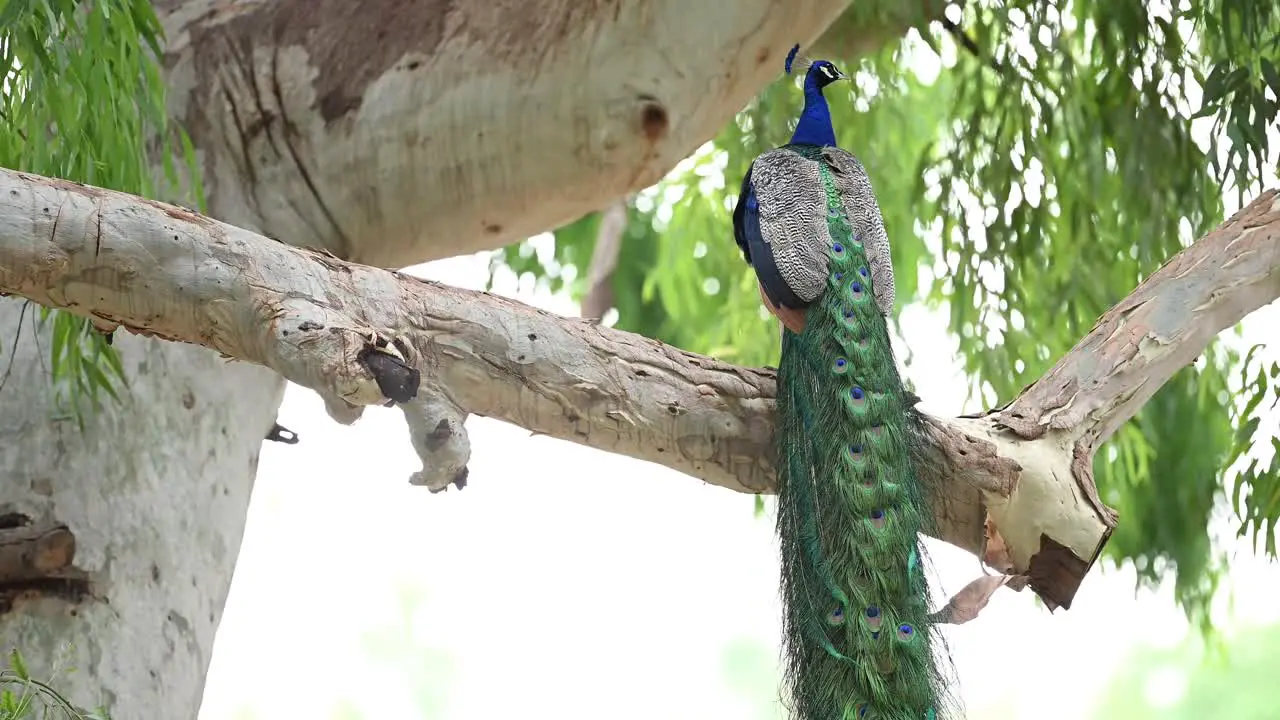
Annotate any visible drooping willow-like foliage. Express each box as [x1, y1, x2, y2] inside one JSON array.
[[493, 0, 1280, 629], [0, 0, 200, 426]]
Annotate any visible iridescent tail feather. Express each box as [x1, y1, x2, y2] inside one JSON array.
[[771, 147, 956, 720]]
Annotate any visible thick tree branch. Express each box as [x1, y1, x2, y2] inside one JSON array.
[[986, 193, 1280, 592], [155, 0, 856, 267], [1002, 195, 1280, 447], [2, 168, 1277, 610]]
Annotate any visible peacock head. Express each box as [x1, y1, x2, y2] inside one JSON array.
[[783, 44, 845, 91], [806, 60, 845, 90]]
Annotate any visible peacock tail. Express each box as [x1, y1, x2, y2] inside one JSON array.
[[732, 48, 956, 719], [771, 145, 949, 720]]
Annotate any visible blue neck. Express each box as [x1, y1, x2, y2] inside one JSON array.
[[789, 75, 837, 147]]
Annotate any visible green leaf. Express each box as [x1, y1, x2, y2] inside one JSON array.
[[1263, 59, 1280, 98], [0, 0, 199, 426], [8, 650, 27, 682]]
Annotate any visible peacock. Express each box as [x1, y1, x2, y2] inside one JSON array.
[[731, 45, 955, 720]]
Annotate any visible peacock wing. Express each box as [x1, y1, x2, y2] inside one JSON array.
[[733, 148, 832, 310], [820, 147, 896, 316]]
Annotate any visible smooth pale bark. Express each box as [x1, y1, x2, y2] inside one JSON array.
[[0, 299, 282, 717], [5, 169, 1276, 611], [156, 0, 857, 267]]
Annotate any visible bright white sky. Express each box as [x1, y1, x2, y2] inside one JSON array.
[[195, 24, 1280, 720]]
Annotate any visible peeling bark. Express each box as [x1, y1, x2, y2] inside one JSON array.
[[154, 0, 855, 267], [990, 193, 1280, 603], [5, 170, 1275, 610]]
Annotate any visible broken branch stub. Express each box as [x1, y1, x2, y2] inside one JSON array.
[[0, 513, 91, 614], [990, 190, 1280, 607], [1, 167, 1277, 611]]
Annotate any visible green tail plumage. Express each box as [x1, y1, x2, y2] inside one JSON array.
[[774, 156, 948, 720], [729, 48, 956, 718]]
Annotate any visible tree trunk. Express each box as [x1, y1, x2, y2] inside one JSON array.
[[0, 299, 284, 718]]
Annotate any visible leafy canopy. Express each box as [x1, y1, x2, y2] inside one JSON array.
[[493, 0, 1280, 628]]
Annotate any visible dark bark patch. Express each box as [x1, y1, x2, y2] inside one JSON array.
[[28, 477, 53, 497], [424, 419, 454, 450], [0, 514, 92, 614], [178, 0, 450, 127], [639, 99, 669, 142], [178, 0, 625, 127], [358, 346, 421, 403], [1026, 533, 1093, 612]]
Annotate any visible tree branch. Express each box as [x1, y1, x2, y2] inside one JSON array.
[[580, 200, 629, 322], [1002, 195, 1280, 448], [156, 0, 855, 267], [2, 167, 1277, 611]]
